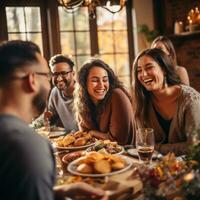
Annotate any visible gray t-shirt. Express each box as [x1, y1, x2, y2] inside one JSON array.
[[48, 87, 78, 133], [0, 114, 56, 200]]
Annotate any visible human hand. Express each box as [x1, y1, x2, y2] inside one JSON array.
[[54, 182, 108, 200], [43, 111, 52, 132], [88, 130, 110, 141], [44, 111, 53, 120]]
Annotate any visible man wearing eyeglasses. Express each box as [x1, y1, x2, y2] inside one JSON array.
[[46, 54, 78, 132], [0, 40, 106, 200]]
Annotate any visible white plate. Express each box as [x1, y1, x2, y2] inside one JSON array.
[[49, 131, 66, 138], [67, 155, 133, 177], [127, 148, 161, 160], [86, 145, 124, 155], [55, 142, 96, 150]]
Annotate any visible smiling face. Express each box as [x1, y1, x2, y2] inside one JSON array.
[[86, 66, 109, 105], [51, 62, 74, 91], [137, 55, 165, 92]]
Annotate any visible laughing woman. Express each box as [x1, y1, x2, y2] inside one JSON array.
[[74, 59, 134, 145], [133, 48, 200, 156]]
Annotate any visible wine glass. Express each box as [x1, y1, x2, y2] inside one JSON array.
[[136, 128, 155, 165]]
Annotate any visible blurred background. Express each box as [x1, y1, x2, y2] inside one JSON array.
[[0, 0, 200, 92]]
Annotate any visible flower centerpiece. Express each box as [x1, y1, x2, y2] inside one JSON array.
[[138, 129, 200, 199]]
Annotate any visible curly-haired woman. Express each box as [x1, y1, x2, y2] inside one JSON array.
[[74, 59, 134, 145]]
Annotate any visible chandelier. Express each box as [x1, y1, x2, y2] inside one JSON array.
[[57, 0, 127, 18]]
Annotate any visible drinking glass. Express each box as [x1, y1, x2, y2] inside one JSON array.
[[136, 128, 155, 164], [43, 117, 51, 137]]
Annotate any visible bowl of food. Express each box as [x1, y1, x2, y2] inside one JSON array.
[[67, 151, 133, 177], [55, 131, 96, 150], [86, 140, 124, 155], [62, 151, 84, 165]]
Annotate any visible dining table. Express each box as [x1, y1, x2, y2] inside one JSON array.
[[52, 143, 151, 200], [36, 127, 195, 200]]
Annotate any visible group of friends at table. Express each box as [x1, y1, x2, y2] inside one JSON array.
[[0, 36, 199, 200]]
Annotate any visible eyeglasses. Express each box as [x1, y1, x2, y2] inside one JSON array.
[[51, 71, 73, 78], [35, 72, 52, 81], [11, 71, 52, 81]]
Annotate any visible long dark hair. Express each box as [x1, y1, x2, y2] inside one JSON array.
[[75, 58, 131, 128], [132, 48, 181, 125]]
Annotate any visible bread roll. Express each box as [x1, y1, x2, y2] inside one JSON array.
[[76, 163, 93, 174], [111, 162, 125, 170], [94, 159, 111, 174], [85, 152, 105, 163], [75, 156, 87, 165]]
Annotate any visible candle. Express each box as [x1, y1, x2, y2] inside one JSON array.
[[174, 21, 184, 34]]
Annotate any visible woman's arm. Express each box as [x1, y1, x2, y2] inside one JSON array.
[[155, 142, 190, 156], [78, 118, 110, 140], [88, 130, 110, 140], [78, 89, 134, 145], [108, 89, 134, 145], [156, 97, 200, 156]]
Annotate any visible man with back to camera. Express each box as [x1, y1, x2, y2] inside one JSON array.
[[0, 40, 105, 200], [45, 54, 78, 133]]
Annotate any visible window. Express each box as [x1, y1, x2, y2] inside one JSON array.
[[96, 6, 131, 89], [58, 5, 132, 90], [58, 7, 91, 70], [2, 1, 134, 91], [6, 7, 43, 53]]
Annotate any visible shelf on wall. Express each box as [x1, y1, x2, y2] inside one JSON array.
[[175, 30, 200, 36], [170, 30, 200, 40]]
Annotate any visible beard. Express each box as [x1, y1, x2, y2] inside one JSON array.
[[55, 78, 71, 91], [32, 86, 49, 117]]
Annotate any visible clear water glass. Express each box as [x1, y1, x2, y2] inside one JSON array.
[[136, 128, 155, 165]]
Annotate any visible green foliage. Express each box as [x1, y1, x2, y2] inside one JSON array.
[[188, 143, 200, 169], [182, 170, 200, 200], [137, 24, 159, 42]]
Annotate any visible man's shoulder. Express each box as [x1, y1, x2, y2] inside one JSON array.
[[0, 121, 55, 200], [49, 87, 60, 97], [0, 115, 28, 131], [0, 115, 49, 149], [0, 116, 53, 168], [48, 87, 64, 104]]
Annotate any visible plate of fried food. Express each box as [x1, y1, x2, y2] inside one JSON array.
[[86, 140, 124, 155], [67, 151, 133, 177], [55, 131, 96, 150]]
